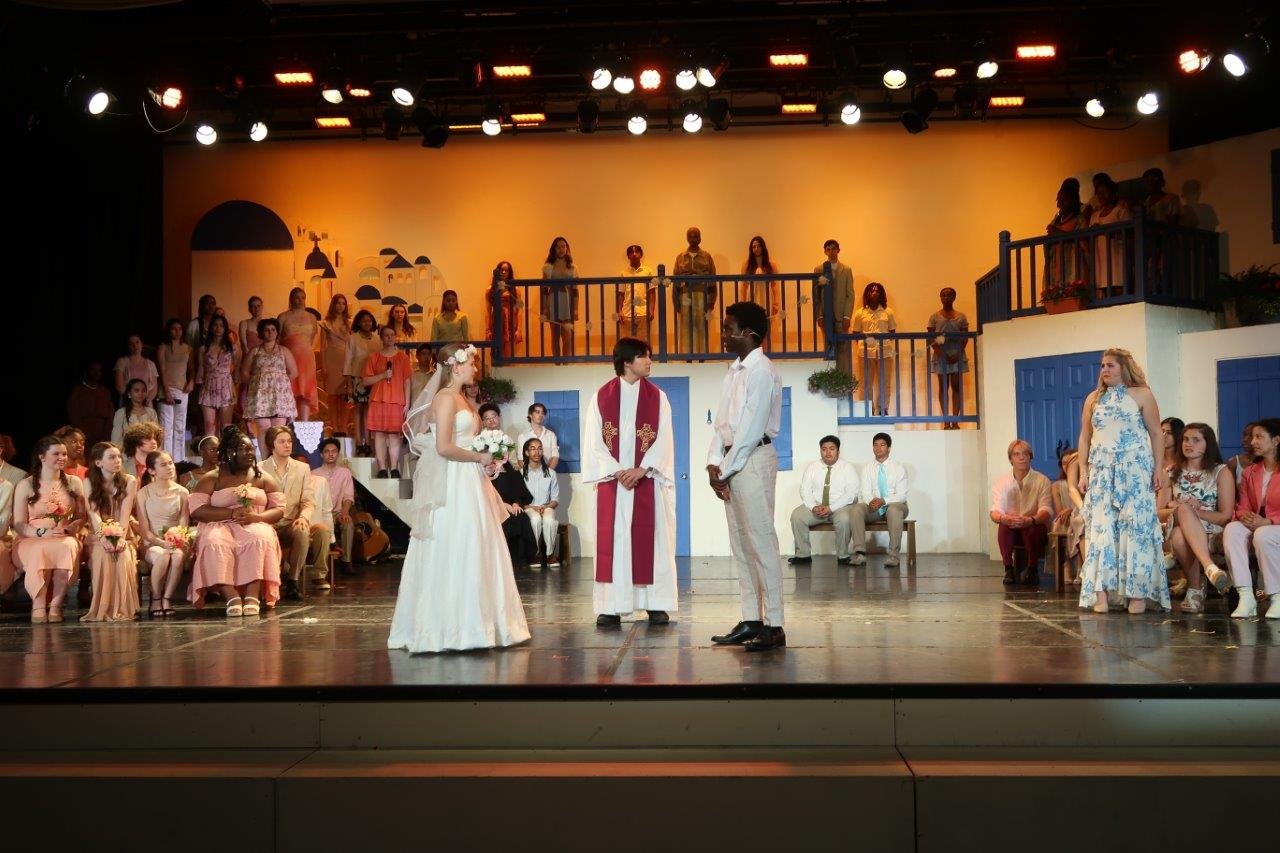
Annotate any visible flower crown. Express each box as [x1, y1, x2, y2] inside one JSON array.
[[449, 344, 478, 366]]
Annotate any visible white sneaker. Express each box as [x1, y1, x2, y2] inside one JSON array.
[[547, 561, 560, 569], [1266, 595, 1280, 620], [1231, 589, 1258, 619], [885, 554, 900, 567], [1181, 588, 1205, 614], [1204, 564, 1231, 594], [312, 578, 331, 590]]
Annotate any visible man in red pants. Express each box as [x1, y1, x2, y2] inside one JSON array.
[[990, 439, 1053, 586]]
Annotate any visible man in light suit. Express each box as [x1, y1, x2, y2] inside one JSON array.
[[261, 426, 327, 600], [814, 239, 855, 373]]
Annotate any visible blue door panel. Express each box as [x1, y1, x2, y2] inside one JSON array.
[[650, 376, 691, 557]]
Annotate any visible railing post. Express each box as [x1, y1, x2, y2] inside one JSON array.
[[1133, 218, 1146, 300], [821, 261, 835, 360], [998, 230, 1012, 321], [656, 263, 668, 362], [490, 269, 504, 366]]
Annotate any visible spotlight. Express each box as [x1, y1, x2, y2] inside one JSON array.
[[696, 63, 720, 88], [839, 93, 861, 125], [1222, 34, 1268, 78], [988, 91, 1025, 108], [492, 65, 532, 78], [900, 87, 938, 134], [675, 68, 697, 90], [1178, 49, 1212, 74], [769, 53, 809, 67], [933, 67, 958, 79], [195, 123, 217, 145], [976, 59, 999, 79], [249, 120, 268, 141], [627, 102, 647, 135], [412, 107, 449, 148], [707, 98, 731, 131], [1085, 97, 1106, 118], [382, 106, 404, 140], [576, 99, 600, 133], [480, 100, 504, 135], [148, 86, 184, 109], [346, 85, 372, 99], [613, 73, 635, 95], [511, 112, 545, 125], [315, 116, 351, 128], [1136, 91, 1160, 115], [590, 67, 612, 90], [639, 68, 662, 90], [275, 71, 314, 85], [682, 100, 704, 133], [882, 67, 907, 90], [482, 118, 502, 136], [87, 89, 111, 115], [781, 102, 818, 114], [391, 86, 415, 107], [1015, 44, 1056, 60], [322, 87, 344, 104], [1085, 84, 1118, 118]]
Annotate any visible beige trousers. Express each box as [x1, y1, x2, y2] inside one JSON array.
[[726, 445, 784, 625]]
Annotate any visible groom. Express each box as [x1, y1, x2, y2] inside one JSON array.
[[583, 337, 678, 626]]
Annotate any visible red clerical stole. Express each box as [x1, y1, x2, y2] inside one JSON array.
[[595, 377, 659, 585]]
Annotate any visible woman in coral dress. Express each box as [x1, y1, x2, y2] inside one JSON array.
[[486, 261, 523, 359], [343, 310, 381, 456], [278, 287, 320, 420], [13, 436, 86, 623], [81, 441, 140, 622], [361, 325, 412, 478], [188, 426, 285, 616], [241, 318, 299, 437], [320, 294, 352, 431]]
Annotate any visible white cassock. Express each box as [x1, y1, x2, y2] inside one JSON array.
[[583, 378, 678, 615]]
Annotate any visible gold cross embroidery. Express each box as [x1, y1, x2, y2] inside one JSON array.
[[602, 421, 619, 446], [636, 423, 657, 452]]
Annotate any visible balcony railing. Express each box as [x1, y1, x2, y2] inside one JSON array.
[[831, 331, 980, 426], [976, 218, 1219, 327]]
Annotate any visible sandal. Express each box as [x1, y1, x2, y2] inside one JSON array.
[[47, 607, 64, 623], [161, 597, 177, 617], [150, 594, 165, 618], [225, 596, 243, 617], [31, 607, 47, 625], [242, 597, 260, 617]]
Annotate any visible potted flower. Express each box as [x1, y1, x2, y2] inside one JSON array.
[[807, 367, 858, 398], [1215, 264, 1280, 328], [1041, 278, 1090, 314], [479, 374, 517, 404]]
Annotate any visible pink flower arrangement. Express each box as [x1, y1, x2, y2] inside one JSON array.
[[43, 498, 72, 526], [163, 525, 195, 549], [1041, 278, 1090, 303], [99, 518, 126, 549], [233, 483, 254, 510]]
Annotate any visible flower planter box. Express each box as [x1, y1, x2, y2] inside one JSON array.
[[1044, 296, 1084, 315]]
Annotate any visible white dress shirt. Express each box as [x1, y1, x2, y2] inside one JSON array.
[[799, 458, 860, 511], [516, 425, 559, 463], [857, 456, 909, 505], [524, 466, 559, 506], [707, 347, 783, 478]]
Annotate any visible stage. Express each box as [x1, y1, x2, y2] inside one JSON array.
[[2, 553, 1276, 694]]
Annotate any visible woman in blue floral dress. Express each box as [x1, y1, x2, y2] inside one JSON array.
[[1076, 348, 1169, 613]]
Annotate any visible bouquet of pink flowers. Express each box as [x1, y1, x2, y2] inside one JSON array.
[[99, 518, 126, 550], [162, 525, 196, 549], [233, 483, 254, 510], [43, 498, 72, 526]]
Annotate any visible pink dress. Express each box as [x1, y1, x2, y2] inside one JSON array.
[[281, 315, 319, 409], [199, 346, 236, 408], [14, 480, 82, 601], [81, 488, 140, 623], [188, 486, 283, 607], [243, 347, 298, 420]]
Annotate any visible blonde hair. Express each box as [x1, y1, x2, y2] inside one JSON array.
[[1007, 439, 1034, 461], [435, 342, 470, 390], [1095, 347, 1149, 393]]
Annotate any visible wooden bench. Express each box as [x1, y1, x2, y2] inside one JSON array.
[[811, 519, 917, 567]]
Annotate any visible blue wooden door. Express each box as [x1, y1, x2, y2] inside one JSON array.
[[1015, 350, 1101, 479], [650, 376, 691, 556], [533, 390, 581, 473], [1218, 355, 1280, 458]]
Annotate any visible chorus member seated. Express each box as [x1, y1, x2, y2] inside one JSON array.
[[111, 379, 160, 448], [241, 317, 299, 436], [386, 303, 416, 343], [185, 293, 217, 349], [990, 439, 1053, 586], [361, 325, 412, 478], [66, 360, 115, 449], [927, 287, 970, 430], [114, 333, 159, 406], [1088, 173, 1132, 292], [304, 457, 334, 591], [343, 310, 380, 456], [813, 239, 854, 370], [517, 403, 559, 470], [851, 432, 910, 566], [0, 435, 26, 487], [430, 290, 470, 343], [673, 226, 717, 357], [479, 403, 537, 566], [196, 314, 239, 437], [1158, 417, 1185, 500], [319, 294, 352, 433], [50, 427, 87, 481], [260, 426, 326, 601], [851, 283, 897, 417], [80, 442, 140, 622], [540, 236, 579, 361], [1226, 422, 1258, 495], [1050, 449, 1086, 585], [13, 436, 85, 622], [184, 435, 219, 491], [0, 475, 13, 595], [1223, 418, 1280, 619], [122, 421, 163, 484], [313, 437, 355, 575], [278, 287, 320, 420], [789, 435, 860, 565], [487, 260, 523, 358], [136, 450, 191, 618], [156, 318, 195, 462], [617, 244, 656, 339], [521, 437, 560, 567], [1164, 423, 1234, 614], [188, 426, 284, 616]]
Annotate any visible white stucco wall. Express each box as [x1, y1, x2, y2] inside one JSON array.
[[1179, 325, 1280, 436]]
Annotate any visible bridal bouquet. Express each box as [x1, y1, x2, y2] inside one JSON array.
[[163, 525, 196, 549], [471, 430, 515, 461]]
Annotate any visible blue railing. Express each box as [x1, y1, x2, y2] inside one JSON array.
[[831, 331, 980, 427]]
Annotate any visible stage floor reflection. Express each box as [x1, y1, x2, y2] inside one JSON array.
[[2, 555, 1277, 692]]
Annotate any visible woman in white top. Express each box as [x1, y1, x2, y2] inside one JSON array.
[[1088, 173, 1132, 294], [114, 334, 159, 406], [135, 450, 191, 617], [343, 309, 381, 456], [850, 282, 897, 417], [156, 319, 194, 462], [516, 402, 559, 469], [521, 437, 560, 567], [741, 236, 781, 347], [111, 379, 160, 447]]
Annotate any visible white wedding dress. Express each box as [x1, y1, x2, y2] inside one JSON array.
[[388, 406, 531, 653]]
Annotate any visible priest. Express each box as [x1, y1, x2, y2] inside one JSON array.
[[583, 337, 677, 626]]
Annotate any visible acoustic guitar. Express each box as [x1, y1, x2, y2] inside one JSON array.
[[352, 510, 391, 563]]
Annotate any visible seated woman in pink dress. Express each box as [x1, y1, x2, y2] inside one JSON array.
[[81, 441, 140, 623], [188, 425, 285, 616], [12, 436, 86, 623]]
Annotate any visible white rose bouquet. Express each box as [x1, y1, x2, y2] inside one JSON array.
[[471, 429, 515, 461]]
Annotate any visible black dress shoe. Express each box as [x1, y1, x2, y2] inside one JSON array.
[[338, 561, 358, 576], [282, 579, 302, 601], [711, 620, 763, 645], [375, 469, 389, 479], [1003, 566, 1016, 585], [744, 626, 786, 652], [837, 556, 853, 566], [389, 469, 401, 479], [1020, 567, 1039, 587], [596, 613, 621, 627], [787, 555, 812, 565], [647, 610, 670, 625]]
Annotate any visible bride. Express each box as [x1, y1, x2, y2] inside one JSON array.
[[388, 342, 531, 653]]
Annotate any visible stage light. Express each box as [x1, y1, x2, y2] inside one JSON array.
[[1222, 34, 1268, 78], [148, 86, 184, 109], [988, 92, 1025, 108], [639, 68, 662, 90], [315, 116, 351, 128], [482, 118, 502, 136], [839, 94, 861, 125], [1016, 44, 1056, 60], [781, 102, 818, 114], [1136, 91, 1160, 115], [511, 112, 545, 125], [481, 100, 503, 136], [695, 65, 718, 87], [613, 73, 635, 94], [682, 100, 703, 133], [249, 120, 269, 141], [1085, 97, 1106, 118], [347, 85, 372, 98], [87, 89, 111, 115], [590, 67, 612, 90], [675, 68, 697, 90], [707, 98, 731, 131], [382, 106, 404, 140], [933, 66, 957, 79], [976, 59, 999, 79], [391, 86, 414, 107], [627, 102, 647, 135], [322, 87, 344, 104], [883, 67, 907, 90], [195, 123, 217, 145], [576, 99, 600, 133], [1222, 52, 1247, 77], [900, 87, 938, 134], [493, 65, 532, 78], [274, 71, 313, 85], [1178, 49, 1212, 74], [953, 84, 978, 119], [769, 53, 808, 67], [412, 107, 449, 148]]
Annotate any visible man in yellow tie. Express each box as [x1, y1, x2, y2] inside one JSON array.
[[789, 436, 860, 564]]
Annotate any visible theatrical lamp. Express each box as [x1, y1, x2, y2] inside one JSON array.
[[1135, 91, 1160, 115], [382, 106, 404, 140], [882, 66, 907, 90], [148, 86, 184, 109], [839, 93, 861, 125], [1222, 34, 1267, 78], [590, 66, 612, 90], [675, 68, 697, 91], [87, 89, 111, 116], [639, 68, 662, 91], [681, 100, 703, 133], [195, 123, 217, 145], [322, 86, 344, 104], [627, 102, 647, 135], [1085, 97, 1106, 118], [1178, 49, 1213, 75], [900, 86, 938, 134], [707, 98, 731, 131], [613, 73, 635, 95], [412, 107, 449, 148], [391, 86, 415, 107], [249, 121, 269, 142], [695, 64, 718, 88], [576, 99, 600, 133], [481, 100, 504, 136], [975, 58, 999, 80]]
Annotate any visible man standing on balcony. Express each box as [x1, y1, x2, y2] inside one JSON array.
[[584, 338, 677, 627], [617, 244, 656, 340], [850, 433, 910, 567], [673, 227, 717, 357], [708, 302, 786, 651], [813, 239, 854, 373]]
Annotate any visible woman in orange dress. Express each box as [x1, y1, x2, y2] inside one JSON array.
[[320, 294, 352, 432], [13, 436, 86, 623], [361, 325, 412, 479], [486, 260, 523, 359], [81, 441, 140, 622], [278, 287, 319, 420]]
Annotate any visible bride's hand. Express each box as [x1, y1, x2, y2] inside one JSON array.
[[482, 461, 498, 478]]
